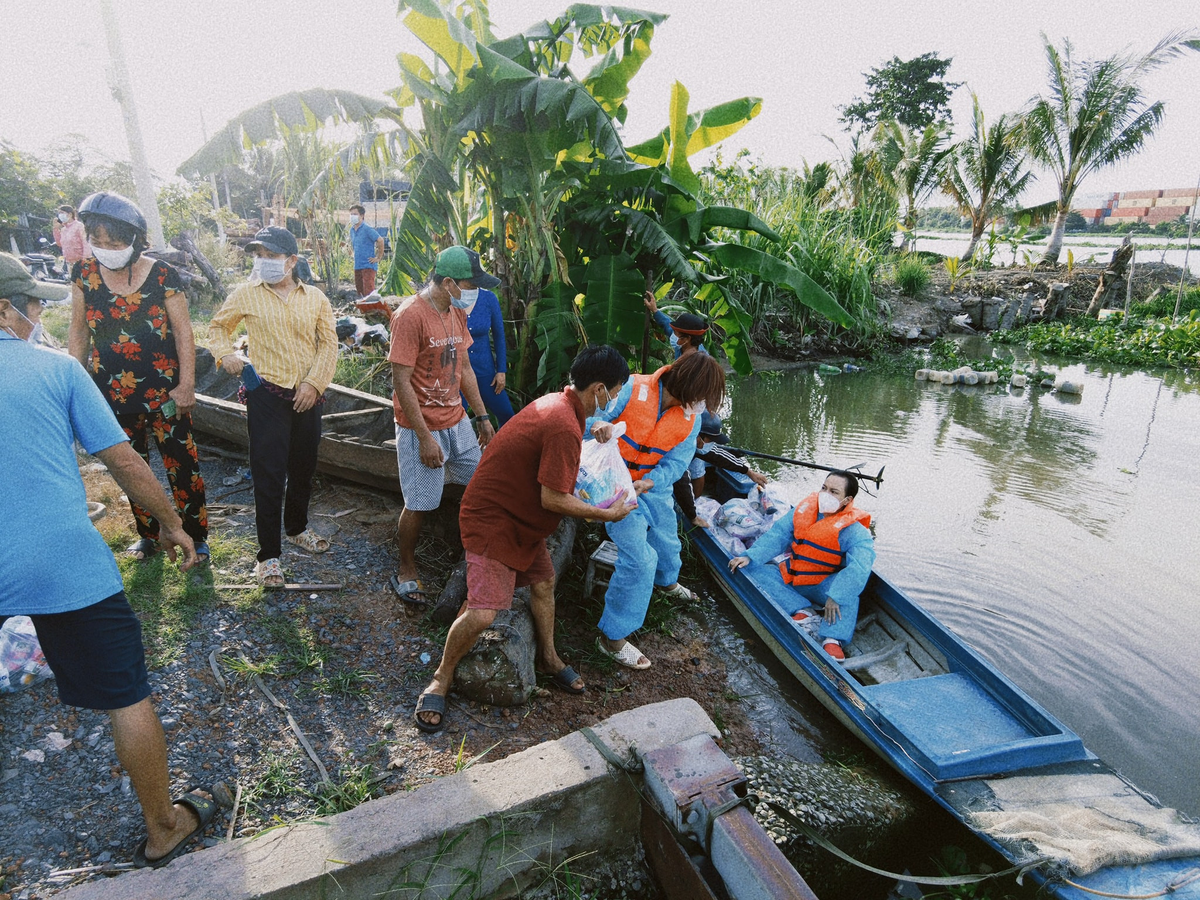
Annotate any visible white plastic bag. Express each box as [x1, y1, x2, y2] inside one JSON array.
[[575, 422, 638, 510], [0, 616, 53, 693], [715, 497, 766, 541]]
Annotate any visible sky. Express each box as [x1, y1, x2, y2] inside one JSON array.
[[2, 0, 1198, 208]]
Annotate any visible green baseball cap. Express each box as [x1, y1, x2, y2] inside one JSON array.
[[0, 252, 71, 303], [433, 245, 500, 290]]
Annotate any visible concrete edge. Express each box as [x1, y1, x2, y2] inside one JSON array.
[[59, 698, 718, 900]]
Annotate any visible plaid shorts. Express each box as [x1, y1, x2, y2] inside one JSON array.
[[395, 417, 481, 511]]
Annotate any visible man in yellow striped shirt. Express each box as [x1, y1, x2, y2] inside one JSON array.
[[208, 227, 338, 586]]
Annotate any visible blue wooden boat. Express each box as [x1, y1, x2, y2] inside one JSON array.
[[687, 470, 1200, 900]]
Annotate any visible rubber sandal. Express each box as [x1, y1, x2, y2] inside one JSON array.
[[541, 664, 586, 695], [285, 529, 330, 553], [413, 691, 447, 733], [132, 789, 219, 869], [659, 582, 697, 602], [596, 637, 651, 670], [194, 542, 211, 565], [255, 558, 285, 588], [390, 575, 428, 607], [126, 538, 160, 561]]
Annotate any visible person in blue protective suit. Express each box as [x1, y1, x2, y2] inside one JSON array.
[[460, 287, 516, 427], [728, 471, 874, 661], [588, 352, 726, 669], [643, 290, 707, 359]]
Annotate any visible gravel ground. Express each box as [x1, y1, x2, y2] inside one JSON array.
[[0, 444, 758, 899]]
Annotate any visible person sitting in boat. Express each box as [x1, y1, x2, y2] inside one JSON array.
[[674, 412, 769, 528], [728, 472, 874, 661], [589, 352, 726, 670]]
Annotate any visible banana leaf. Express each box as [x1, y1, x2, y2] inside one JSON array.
[[580, 253, 647, 348], [532, 280, 584, 389], [401, 0, 481, 85], [704, 243, 854, 327], [703, 282, 754, 375]]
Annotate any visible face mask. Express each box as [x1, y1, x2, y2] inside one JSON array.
[[58, 212, 70, 223], [253, 257, 289, 283], [682, 399, 706, 419], [349, 214, 360, 225], [595, 386, 611, 415], [93, 244, 134, 270], [451, 286, 479, 310], [818, 491, 842, 515]]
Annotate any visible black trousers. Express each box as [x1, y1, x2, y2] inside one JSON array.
[[246, 387, 322, 562]]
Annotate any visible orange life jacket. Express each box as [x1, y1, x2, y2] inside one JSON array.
[[779, 492, 872, 586], [615, 367, 698, 480]]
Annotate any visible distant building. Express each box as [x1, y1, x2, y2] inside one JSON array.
[[1074, 188, 1196, 227]]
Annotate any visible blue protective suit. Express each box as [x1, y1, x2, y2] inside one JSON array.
[[460, 289, 515, 426], [586, 376, 701, 639], [743, 507, 875, 644], [652, 309, 707, 359]]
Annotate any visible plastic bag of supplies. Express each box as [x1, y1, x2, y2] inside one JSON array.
[[575, 422, 638, 511], [0, 616, 53, 693]]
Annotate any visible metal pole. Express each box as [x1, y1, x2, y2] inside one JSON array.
[[1172, 173, 1200, 322], [99, 0, 166, 250]]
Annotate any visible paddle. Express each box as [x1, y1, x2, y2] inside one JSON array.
[[725, 447, 885, 487]]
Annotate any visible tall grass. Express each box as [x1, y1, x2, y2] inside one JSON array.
[[700, 159, 886, 347]]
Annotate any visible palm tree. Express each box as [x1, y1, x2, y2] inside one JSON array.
[[875, 120, 951, 251], [1023, 31, 1200, 264], [943, 92, 1033, 262]]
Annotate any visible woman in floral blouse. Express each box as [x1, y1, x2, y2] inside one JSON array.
[[68, 192, 209, 562]]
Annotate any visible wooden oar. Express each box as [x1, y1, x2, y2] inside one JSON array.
[[725, 447, 885, 487]]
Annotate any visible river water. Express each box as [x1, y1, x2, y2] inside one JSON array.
[[913, 231, 1200, 275], [718, 354, 1200, 816]]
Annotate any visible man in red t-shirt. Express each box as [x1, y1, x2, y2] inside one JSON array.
[[413, 346, 635, 733], [388, 246, 497, 605]]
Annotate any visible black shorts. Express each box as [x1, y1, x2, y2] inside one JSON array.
[[25, 590, 150, 710]]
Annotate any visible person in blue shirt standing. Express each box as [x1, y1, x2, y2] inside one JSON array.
[[462, 287, 516, 427], [346, 204, 384, 298]]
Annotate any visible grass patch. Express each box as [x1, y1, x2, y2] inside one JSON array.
[[333, 347, 392, 397], [263, 612, 332, 675], [113, 531, 251, 667], [312, 765, 380, 815], [892, 254, 932, 296], [306, 669, 378, 699]]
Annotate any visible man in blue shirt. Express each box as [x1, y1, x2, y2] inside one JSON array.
[[0, 254, 214, 869], [346, 203, 384, 298]]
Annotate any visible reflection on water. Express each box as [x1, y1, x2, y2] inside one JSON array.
[[723, 359, 1200, 815]]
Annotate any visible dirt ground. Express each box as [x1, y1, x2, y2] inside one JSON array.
[[0, 438, 760, 898]]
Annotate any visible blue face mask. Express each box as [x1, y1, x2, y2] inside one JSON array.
[[451, 286, 479, 310]]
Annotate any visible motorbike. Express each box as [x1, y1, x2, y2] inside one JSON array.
[[20, 237, 71, 285]]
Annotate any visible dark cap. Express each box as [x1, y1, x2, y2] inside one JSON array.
[[246, 226, 298, 257], [0, 252, 71, 303], [670, 312, 708, 336], [698, 411, 729, 443], [434, 245, 501, 290]]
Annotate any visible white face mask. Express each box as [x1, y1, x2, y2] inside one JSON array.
[[451, 286, 479, 310], [817, 491, 842, 515], [595, 385, 612, 415], [253, 257, 289, 284], [349, 214, 360, 225], [58, 212, 70, 223], [682, 399, 706, 419], [93, 244, 134, 270]]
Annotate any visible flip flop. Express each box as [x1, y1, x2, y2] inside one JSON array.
[[541, 664, 586, 695], [390, 575, 428, 607], [194, 542, 211, 565], [132, 790, 219, 869], [413, 691, 447, 733], [126, 539, 160, 561], [596, 637, 652, 670]]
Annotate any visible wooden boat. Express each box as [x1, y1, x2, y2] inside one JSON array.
[[192, 348, 400, 493], [688, 469, 1200, 900]]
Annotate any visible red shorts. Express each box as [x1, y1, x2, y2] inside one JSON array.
[[354, 268, 377, 297], [465, 545, 555, 611]]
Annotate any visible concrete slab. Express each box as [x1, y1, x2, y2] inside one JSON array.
[[59, 699, 718, 900]]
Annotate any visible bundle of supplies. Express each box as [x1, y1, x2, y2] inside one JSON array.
[[575, 422, 638, 510]]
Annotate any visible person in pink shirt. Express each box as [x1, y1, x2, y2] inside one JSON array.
[[53, 205, 91, 272]]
